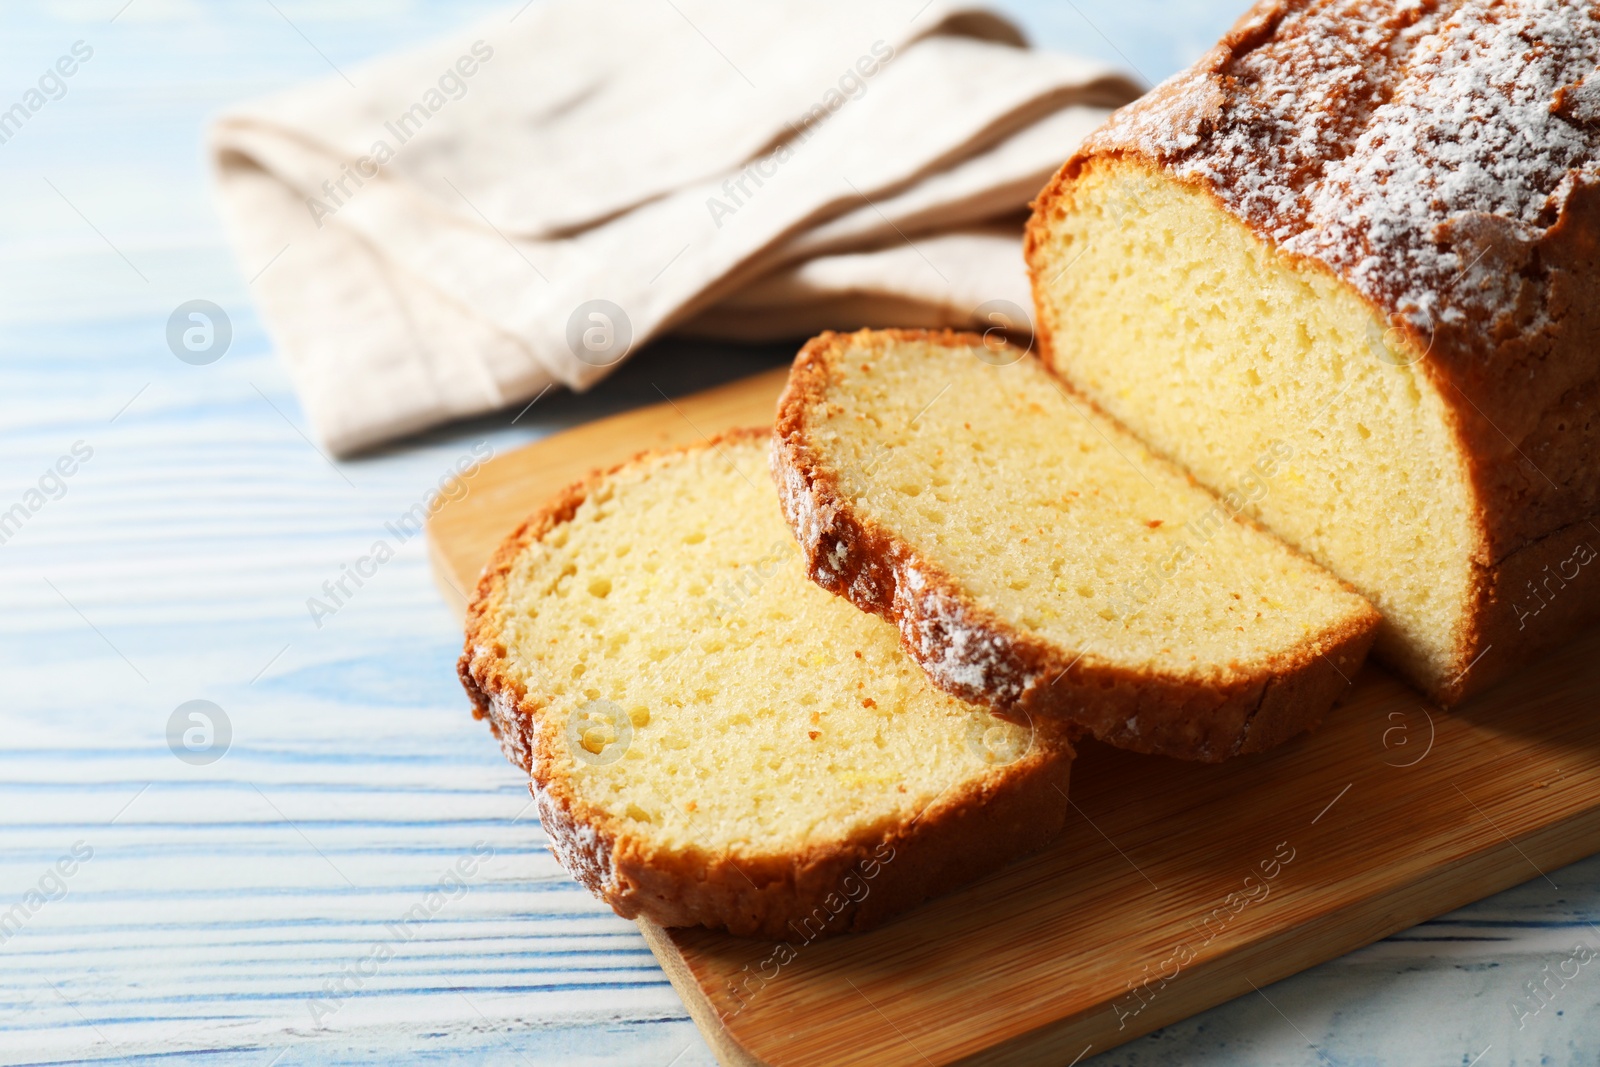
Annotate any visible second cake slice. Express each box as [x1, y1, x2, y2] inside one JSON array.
[[772, 329, 1380, 761]]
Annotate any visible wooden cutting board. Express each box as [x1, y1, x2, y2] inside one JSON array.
[[427, 369, 1600, 1067]]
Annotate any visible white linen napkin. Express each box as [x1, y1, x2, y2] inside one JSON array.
[[211, 0, 1139, 455]]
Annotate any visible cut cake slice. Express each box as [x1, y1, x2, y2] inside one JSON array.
[[459, 429, 1075, 937], [772, 329, 1379, 761]]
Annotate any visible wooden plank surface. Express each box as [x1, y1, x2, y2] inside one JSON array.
[[427, 369, 1600, 1067], [12, 1, 1599, 1063], [0, 6, 715, 1063]]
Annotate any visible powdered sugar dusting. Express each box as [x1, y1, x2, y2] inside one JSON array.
[[534, 787, 631, 917], [1093, 0, 1600, 334], [770, 431, 1038, 707], [895, 563, 1032, 702], [770, 438, 845, 587]]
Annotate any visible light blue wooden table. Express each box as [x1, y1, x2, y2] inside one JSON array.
[[2, 2, 1597, 1064]]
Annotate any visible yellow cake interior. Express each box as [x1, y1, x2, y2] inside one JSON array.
[[492, 436, 1041, 855], [1029, 156, 1477, 693], [802, 333, 1374, 680]]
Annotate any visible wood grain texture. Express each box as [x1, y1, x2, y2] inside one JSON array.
[[0, 6, 715, 1064], [9, 1, 1598, 1063], [429, 371, 1600, 1067]]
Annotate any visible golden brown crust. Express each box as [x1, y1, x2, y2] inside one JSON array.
[[1456, 514, 1600, 703], [458, 428, 1076, 938], [771, 329, 1378, 762], [1025, 0, 1600, 704]]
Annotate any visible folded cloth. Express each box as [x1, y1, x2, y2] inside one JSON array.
[[211, 0, 1139, 455], [682, 227, 1033, 341]]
